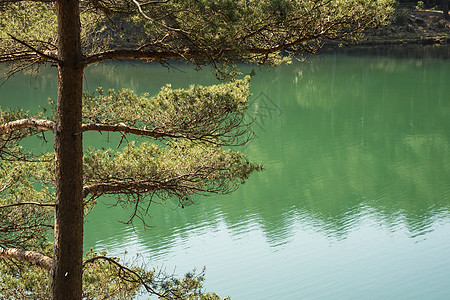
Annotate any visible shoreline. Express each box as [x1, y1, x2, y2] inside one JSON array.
[[323, 9, 450, 51]]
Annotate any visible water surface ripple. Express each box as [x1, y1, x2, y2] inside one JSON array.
[[1, 45, 449, 299]]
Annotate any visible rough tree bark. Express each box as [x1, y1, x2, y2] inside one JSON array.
[[51, 0, 84, 299]]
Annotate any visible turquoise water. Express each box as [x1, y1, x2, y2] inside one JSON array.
[[1, 46, 449, 299]]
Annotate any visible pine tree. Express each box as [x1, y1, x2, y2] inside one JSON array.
[[0, 1, 393, 298]]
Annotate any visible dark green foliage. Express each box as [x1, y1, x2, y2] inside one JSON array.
[[392, 8, 412, 25], [1, 0, 395, 71]]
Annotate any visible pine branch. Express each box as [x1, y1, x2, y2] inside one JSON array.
[[83, 255, 165, 297], [82, 49, 199, 66], [6, 34, 60, 63], [0, 247, 52, 272], [81, 123, 182, 139], [0, 51, 37, 64], [81, 81, 252, 146], [0, 202, 56, 209], [82, 181, 158, 198], [0, 119, 55, 134]]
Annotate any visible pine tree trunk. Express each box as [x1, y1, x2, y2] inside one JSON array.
[[51, 0, 84, 299]]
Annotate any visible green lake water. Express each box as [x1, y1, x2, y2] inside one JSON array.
[[1, 46, 450, 299]]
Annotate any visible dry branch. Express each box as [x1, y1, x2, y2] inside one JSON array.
[[81, 123, 181, 139]]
